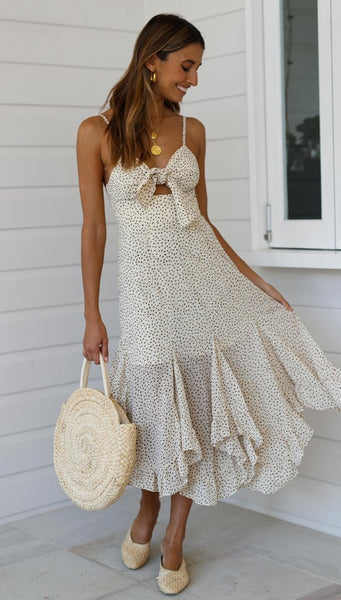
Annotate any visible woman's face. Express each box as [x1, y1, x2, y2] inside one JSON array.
[[149, 43, 203, 103]]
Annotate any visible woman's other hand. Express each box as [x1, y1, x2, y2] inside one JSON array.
[[83, 317, 109, 364], [260, 281, 294, 311]]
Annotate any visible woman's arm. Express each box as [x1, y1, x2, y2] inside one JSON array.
[[76, 117, 109, 364], [191, 118, 293, 312]]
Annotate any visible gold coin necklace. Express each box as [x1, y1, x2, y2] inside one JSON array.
[[150, 109, 166, 156]]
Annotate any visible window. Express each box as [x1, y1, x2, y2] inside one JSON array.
[[245, 0, 341, 265], [283, 0, 321, 222]]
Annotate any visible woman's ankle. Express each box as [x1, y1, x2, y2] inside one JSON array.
[[163, 525, 185, 545]]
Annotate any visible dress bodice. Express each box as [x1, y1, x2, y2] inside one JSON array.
[[103, 116, 202, 229]]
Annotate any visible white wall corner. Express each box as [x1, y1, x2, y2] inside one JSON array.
[[244, 0, 268, 251]]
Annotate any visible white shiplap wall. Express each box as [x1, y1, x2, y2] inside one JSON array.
[[0, 0, 142, 524], [144, 0, 341, 536]]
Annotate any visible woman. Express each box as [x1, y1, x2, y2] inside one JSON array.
[[76, 13, 341, 595]]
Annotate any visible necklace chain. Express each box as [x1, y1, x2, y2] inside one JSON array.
[[151, 108, 166, 156]]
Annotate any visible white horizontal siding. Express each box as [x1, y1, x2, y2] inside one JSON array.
[[144, 0, 244, 22], [0, 20, 136, 68], [0, 263, 117, 312], [0, 0, 139, 523], [185, 96, 248, 140], [0, 0, 142, 30], [0, 147, 76, 187], [206, 180, 250, 220], [0, 301, 119, 355], [0, 106, 98, 146], [0, 467, 71, 522], [0, 429, 54, 478], [0, 63, 122, 107], [0, 380, 102, 437], [0, 224, 117, 271], [187, 53, 246, 103], [0, 344, 117, 398], [226, 474, 341, 537]]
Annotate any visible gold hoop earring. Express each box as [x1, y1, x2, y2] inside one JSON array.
[[150, 71, 157, 83]]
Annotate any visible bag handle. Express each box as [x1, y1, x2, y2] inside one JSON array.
[[80, 351, 111, 397]]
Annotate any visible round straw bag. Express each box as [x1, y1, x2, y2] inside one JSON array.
[[53, 352, 137, 511]]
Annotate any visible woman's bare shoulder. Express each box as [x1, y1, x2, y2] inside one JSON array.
[[78, 109, 113, 135], [185, 116, 205, 150], [186, 116, 205, 129]]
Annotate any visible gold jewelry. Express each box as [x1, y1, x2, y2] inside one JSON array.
[[150, 108, 165, 156], [150, 71, 157, 83]]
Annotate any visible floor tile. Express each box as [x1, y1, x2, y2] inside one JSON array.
[[297, 584, 341, 599], [70, 521, 164, 583], [144, 548, 337, 600], [2, 487, 341, 600], [91, 581, 168, 599], [185, 500, 277, 541], [0, 523, 58, 567], [11, 499, 134, 548], [0, 548, 135, 600], [239, 519, 341, 584]]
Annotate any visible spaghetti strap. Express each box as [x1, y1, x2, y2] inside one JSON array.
[[99, 113, 109, 125], [182, 116, 186, 146]]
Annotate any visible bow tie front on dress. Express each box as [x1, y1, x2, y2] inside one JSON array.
[[136, 166, 201, 229]]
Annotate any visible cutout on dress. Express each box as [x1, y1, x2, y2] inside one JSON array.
[[154, 183, 172, 196]]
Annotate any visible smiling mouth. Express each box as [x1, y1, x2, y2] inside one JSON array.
[[176, 84, 187, 93]]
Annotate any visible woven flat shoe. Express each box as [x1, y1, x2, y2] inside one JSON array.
[[121, 524, 150, 569], [156, 555, 190, 595]]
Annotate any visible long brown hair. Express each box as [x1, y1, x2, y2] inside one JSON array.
[[101, 14, 205, 168]]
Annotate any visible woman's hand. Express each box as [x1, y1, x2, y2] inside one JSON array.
[[83, 317, 109, 364], [260, 281, 294, 311]]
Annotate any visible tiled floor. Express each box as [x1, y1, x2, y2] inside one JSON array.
[[1, 486, 341, 600]]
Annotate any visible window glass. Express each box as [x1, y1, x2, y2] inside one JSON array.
[[282, 0, 321, 219]]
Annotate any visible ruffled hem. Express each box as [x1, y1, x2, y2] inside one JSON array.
[[109, 311, 341, 506]]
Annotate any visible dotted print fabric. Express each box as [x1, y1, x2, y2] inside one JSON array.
[[103, 114, 341, 506]]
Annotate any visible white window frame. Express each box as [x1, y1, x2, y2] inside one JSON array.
[[242, 0, 341, 269]]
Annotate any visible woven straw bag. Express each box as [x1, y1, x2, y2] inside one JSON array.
[[53, 352, 137, 511]]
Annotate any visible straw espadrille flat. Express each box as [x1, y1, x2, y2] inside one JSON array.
[[121, 524, 150, 569], [156, 555, 190, 595]]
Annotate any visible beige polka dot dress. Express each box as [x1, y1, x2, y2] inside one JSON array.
[[102, 113, 341, 506]]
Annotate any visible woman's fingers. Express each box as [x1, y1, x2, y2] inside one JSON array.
[[261, 282, 294, 312], [92, 348, 101, 365], [281, 297, 294, 311], [101, 338, 109, 362], [275, 291, 293, 311], [82, 321, 109, 364]]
